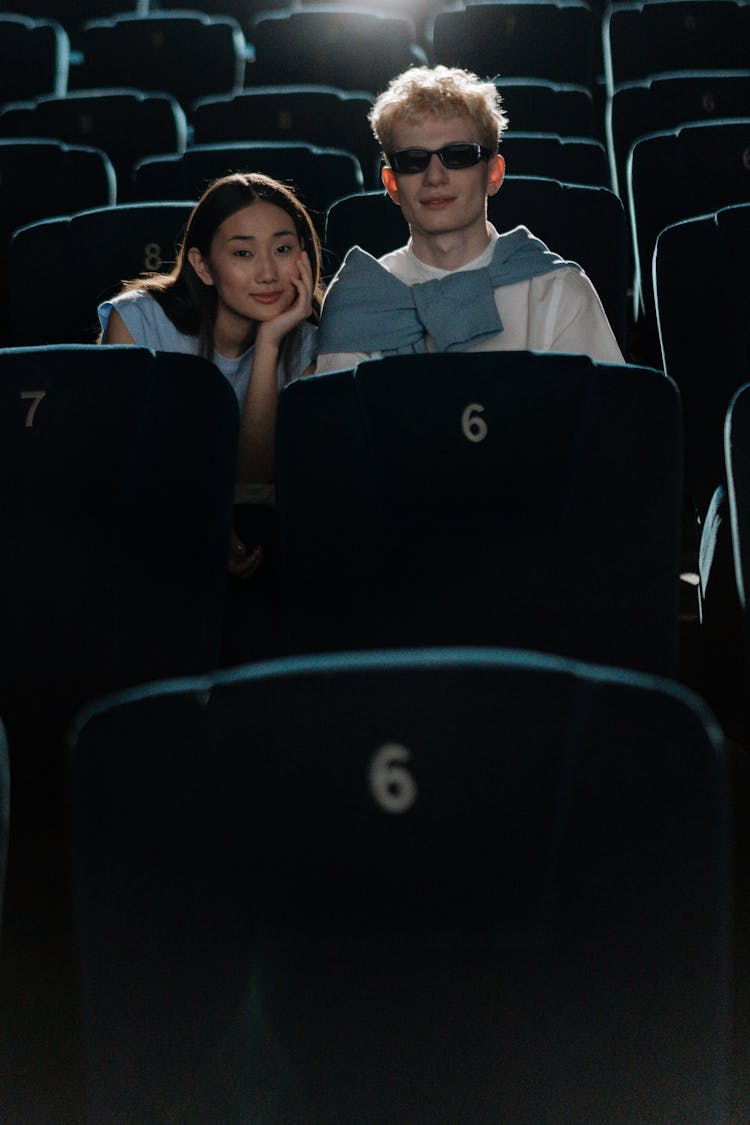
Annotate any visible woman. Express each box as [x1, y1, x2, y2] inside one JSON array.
[[99, 171, 323, 582]]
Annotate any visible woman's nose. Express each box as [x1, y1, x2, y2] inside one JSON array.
[[255, 253, 278, 281]]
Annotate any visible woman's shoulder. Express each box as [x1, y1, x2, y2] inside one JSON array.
[[100, 287, 195, 351], [106, 288, 166, 319]]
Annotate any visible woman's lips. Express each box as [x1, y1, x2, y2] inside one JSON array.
[[252, 292, 283, 304]]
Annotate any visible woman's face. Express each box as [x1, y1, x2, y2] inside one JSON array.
[[189, 199, 305, 335]]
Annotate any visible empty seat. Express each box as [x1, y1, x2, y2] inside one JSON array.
[[131, 141, 363, 233], [0, 719, 8, 931], [726, 382, 750, 680], [155, 0, 288, 39], [501, 132, 609, 185], [0, 13, 69, 101], [0, 2, 147, 42], [0, 139, 116, 344], [498, 77, 597, 137], [0, 341, 238, 1120], [432, 1, 595, 88], [606, 68, 750, 197], [0, 343, 237, 813], [654, 201, 750, 520], [8, 201, 194, 344], [71, 11, 246, 106], [0, 88, 188, 201], [603, 0, 750, 95], [325, 176, 629, 349], [277, 351, 681, 675], [0, 341, 238, 845], [191, 85, 382, 189], [248, 8, 426, 93], [627, 117, 750, 329], [0, 138, 116, 235], [68, 646, 732, 1122], [0, 342, 237, 700]]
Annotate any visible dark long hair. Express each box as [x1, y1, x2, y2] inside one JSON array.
[[121, 172, 324, 357]]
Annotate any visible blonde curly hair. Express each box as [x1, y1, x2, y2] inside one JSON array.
[[369, 65, 509, 156]]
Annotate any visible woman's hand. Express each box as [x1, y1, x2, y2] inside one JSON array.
[[228, 527, 263, 580], [254, 249, 314, 351]]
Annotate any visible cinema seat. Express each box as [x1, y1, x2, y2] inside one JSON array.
[[67, 646, 732, 1122], [0, 13, 69, 101], [276, 351, 681, 676], [0, 343, 237, 825], [0, 88, 188, 201], [8, 201, 193, 345], [654, 201, 750, 520]]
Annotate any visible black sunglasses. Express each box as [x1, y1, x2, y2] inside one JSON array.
[[387, 142, 493, 175]]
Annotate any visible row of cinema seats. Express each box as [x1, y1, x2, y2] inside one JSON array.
[[1, 2, 748, 175], [0, 92, 611, 203], [0, 341, 750, 1118], [3, 0, 749, 93], [0, 176, 629, 348], [0, 111, 746, 351], [0, 651, 740, 1120], [0, 118, 742, 351]]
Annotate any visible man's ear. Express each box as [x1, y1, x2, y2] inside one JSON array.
[[187, 246, 214, 286], [487, 153, 505, 197], [381, 165, 401, 206]]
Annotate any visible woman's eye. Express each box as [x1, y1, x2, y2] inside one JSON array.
[[234, 249, 251, 258], [276, 244, 294, 255]]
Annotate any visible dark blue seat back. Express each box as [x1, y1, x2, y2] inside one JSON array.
[[603, 0, 750, 94], [498, 77, 596, 136], [72, 12, 246, 105], [606, 68, 750, 198], [0, 139, 116, 345], [0, 14, 69, 101], [0, 89, 188, 201], [131, 141, 363, 235], [191, 86, 382, 189], [0, 719, 8, 934], [68, 647, 732, 1122], [9, 201, 193, 345], [726, 382, 750, 661], [276, 352, 681, 675], [654, 202, 750, 518], [0, 344, 237, 821], [249, 8, 425, 93], [432, 1, 595, 87], [501, 132, 609, 186], [628, 117, 750, 328]]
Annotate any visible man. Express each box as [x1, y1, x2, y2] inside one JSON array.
[[315, 66, 625, 370]]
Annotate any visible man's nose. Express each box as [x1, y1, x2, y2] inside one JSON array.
[[424, 153, 448, 182]]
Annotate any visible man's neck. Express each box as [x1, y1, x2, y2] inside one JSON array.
[[409, 221, 493, 271]]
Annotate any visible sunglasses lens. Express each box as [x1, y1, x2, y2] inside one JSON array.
[[391, 148, 430, 173], [441, 144, 481, 168]]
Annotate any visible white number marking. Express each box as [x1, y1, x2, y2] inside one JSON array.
[[461, 402, 488, 443], [21, 389, 46, 428], [143, 242, 163, 271], [368, 742, 418, 814]]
